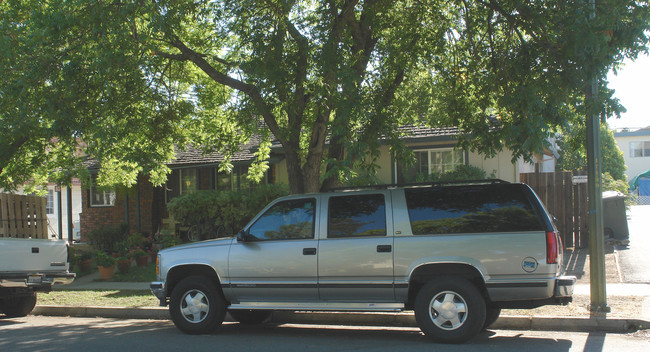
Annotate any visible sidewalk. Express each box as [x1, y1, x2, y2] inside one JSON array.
[[37, 278, 650, 333]]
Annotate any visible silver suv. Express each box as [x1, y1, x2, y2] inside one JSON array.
[[151, 181, 575, 343]]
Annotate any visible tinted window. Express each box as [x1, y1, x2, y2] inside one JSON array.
[[328, 194, 386, 238], [405, 185, 543, 235], [248, 198, 315, 241]]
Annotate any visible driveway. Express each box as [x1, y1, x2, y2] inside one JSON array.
[[616, 205, 650, 283]]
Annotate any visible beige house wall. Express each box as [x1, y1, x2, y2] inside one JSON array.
[[614, 134, 650, 181], [468, 151, 518, 183], [273, 143, 532, 187]]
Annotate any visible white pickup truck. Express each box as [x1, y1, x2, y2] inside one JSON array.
[[0, 237, 75, 317]]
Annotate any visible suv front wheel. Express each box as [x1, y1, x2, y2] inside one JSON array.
[[169, 275, 227, 334], [414, 277, 486, 344]]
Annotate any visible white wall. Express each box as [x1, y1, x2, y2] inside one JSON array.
[[45, 183, 82, 241], [614, 130, 650, 181]]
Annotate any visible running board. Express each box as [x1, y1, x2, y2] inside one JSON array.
[[229, 301, 405, 311]]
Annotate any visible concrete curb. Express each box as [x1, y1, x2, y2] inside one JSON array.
[[32, 306, 650, 333]]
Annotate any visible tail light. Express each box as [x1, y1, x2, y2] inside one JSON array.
[[546, 231, 559, 264]]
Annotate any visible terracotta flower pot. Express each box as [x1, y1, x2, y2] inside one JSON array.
[[135, 255, 149, 267], [77, 259, 93, 272], [117, 259, 132, 273], [98, 265, 115, 280]]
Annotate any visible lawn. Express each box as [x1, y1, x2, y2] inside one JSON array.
[[38, 290, 159, 307]]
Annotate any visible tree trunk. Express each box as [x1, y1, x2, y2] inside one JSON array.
[[284, 150, 306, 194]]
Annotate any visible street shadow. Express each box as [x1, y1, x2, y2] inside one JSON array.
[[217, 323, 576, 351], [583, 332, 608, 352], [0, 317, 577, 352]]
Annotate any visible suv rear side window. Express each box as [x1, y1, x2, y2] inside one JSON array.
[[405, 185, 544, 235], [248, 198, 316, 240], [328, 194, 386, 238]]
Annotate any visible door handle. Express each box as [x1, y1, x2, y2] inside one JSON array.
[[303, 248, 317, 255], [377, 245, 392, 253]]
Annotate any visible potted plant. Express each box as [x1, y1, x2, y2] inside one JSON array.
[[95, 251, 116, 280], [131, 248, 149, 267], [116, 256, 132, 273], [148, 247, 158, 263], [77, 252, 93, 272]]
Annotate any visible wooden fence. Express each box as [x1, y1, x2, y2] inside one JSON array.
[[520, 172, 588, 249], [0, 193, 49, 239]]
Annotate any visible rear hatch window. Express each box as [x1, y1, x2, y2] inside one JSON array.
[[405, 184, 545, 235]]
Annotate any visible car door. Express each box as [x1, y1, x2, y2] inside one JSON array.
[[317, 191, 395, 301], [228, 197, 319, 302]]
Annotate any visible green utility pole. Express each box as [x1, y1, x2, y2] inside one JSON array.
[[586, 0, 609, 314]]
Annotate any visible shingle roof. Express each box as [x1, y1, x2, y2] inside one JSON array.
[[397, 125, 460, 138], [84, 125, 460, 170]]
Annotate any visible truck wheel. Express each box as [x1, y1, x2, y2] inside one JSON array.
[[414, 277, 486, 344], [229, 310, 271, 324], [482, 307, 501, 330], [169, 276, 226, 334], [1, 293, 37, 318]]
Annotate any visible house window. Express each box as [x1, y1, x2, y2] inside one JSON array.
[[46, 189, 54, 215], [399, 147, 465, 183], [180, 168, 197, 194], [216, 170, 232, 190], [630, 142, 650, 158], [90, 185, 116, 207], [216, 164, 275, 191]]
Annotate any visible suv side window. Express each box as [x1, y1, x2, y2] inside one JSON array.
[[328, 194, 386, 238], [248, 198, 316, 241], [405, 185, 544, 235]]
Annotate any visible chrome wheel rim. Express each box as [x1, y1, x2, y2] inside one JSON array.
[[180, 289, 210, 323], [428, 290, 467, 330]]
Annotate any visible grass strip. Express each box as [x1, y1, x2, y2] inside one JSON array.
[[38, 290, 159, 308]]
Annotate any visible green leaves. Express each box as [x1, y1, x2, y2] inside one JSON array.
[[0, 1, 648, 193]]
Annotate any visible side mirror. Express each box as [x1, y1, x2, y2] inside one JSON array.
[[237, 230, 248, 242]]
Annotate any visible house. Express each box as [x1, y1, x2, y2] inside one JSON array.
[[78, 126, 556, 239], [614, 127, 650, 182]]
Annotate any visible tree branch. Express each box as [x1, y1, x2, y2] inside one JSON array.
[[167, 36, 287, 147]]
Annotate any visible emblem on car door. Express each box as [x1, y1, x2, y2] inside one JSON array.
[[522, 257, 539, 273]]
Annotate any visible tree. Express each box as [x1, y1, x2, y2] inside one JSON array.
[[1, 1, 648, 194], [557, 123, 626, 181]]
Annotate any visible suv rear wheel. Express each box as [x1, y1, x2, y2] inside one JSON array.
[[169, 276, 226, 334], [414, 277, 486, 343]]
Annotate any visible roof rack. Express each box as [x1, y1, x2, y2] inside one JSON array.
[[324, 179, 509, 193]]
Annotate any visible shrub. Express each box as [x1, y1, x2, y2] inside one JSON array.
[[414, 165, 493, 183], [94, 251, 116, 267], [86, 223, 129, 252], [167, 184, 289, 236]]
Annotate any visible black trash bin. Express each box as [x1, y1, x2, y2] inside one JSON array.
[[602, 191, 629, 240]]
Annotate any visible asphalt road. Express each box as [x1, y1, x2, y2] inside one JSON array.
[[1, 316, 649, 352], [617, 205, 650, 283]]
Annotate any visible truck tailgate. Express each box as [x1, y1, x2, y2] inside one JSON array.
[[0, 238, 68, 273]]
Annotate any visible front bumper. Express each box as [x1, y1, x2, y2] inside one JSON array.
[[150, 281, 167, 306]]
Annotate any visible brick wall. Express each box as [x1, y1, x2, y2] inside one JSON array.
[[79, 175, 156, 240]]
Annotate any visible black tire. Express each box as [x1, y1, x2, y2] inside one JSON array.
[[414, 277, 486, 344], [482, 307, 501, 330], [1, 293, 37, 318], [169, 276, 226, 334], [229, 310, 272, 325]]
